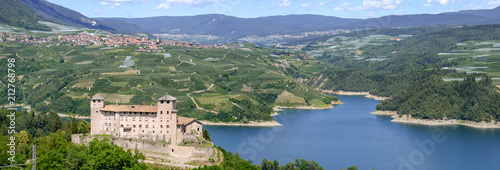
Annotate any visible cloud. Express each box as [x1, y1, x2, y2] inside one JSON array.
[[154, 0, 226, 10], [347, 0, 404, 10], [488, 0, 500, 6], [425, 0, 454, 5], [333, 7, 343, 11], [97, 0, 134, 9], [318, 1, 328, 7], [301, 2, 310, 7], [277, 0, 292, 7], [155, 3, 171, 10]]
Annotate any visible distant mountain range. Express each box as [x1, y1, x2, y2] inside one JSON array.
[[95, 6, 500, 40], [1, 0, 500, 41]]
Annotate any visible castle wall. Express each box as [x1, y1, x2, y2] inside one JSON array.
[[71, 134, 214, 158]]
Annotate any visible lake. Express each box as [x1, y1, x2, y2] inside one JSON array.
[[205, 95, 500, 170]]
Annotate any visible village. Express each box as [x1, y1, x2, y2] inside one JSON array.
[[0, 31, 237, 52]]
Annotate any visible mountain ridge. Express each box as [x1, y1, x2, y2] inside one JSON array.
[[94, 6, 500, 40]]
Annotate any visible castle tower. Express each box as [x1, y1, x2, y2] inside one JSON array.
[[157, 95, 177, 144], [90, 94, 105, 136]]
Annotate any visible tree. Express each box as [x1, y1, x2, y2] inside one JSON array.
[[78, 120, 90, 135], [16, 130, 31, 145], [70, 117, 79, 134], [203, 128, 211, 141]]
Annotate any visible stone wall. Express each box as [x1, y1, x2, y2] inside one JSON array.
[[71, 134, 214, 158]]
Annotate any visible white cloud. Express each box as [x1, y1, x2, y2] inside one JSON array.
[[155, 3, 171, 10], [488, 0, 500, 6], [97, 0, 134, 10], [424, 3, 432, 6], [425, 0, 454, 5], [154, 0, 226, 10], [301, 2, 310, 7], [318, 1, 328, 7], [277, 0, 292, 7], [333, 7, 343, 11], [347, 0, 404, 10]]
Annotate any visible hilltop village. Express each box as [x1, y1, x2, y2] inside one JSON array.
[[0, 31, 237, 52]]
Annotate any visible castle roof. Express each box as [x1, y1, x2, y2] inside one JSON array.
[[158, 95, 176, 101], [177, 117, 201, 125], [100, 105, 157, 113], [91, 94, 105, 100]]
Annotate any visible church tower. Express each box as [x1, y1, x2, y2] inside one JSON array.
[[90, 94, 105, 136], [157, 95, 177, 144]]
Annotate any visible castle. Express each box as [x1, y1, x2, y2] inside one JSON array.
[[90, 94, 203, 145]]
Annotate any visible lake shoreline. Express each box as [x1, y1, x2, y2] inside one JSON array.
[[371, 110, 500, 129], [58, 113, 90, 119], [200, 120, 282, 127], [321, 90, 390, 101]]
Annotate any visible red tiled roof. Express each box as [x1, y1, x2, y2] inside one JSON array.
[[100, 105, 157, 113], [177, 117, 199, 125]]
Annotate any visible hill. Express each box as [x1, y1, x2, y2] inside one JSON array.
[[0, 41, 337, 123], [305, 24, 500, 122], [95, 14, 361, 40], [95, 7, 500, 41], [0, 0, 51, 31], [20, 0, 115, 31]]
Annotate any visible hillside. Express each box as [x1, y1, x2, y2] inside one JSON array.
[[20, 0, 115, 31], [95, 14, 361, 40], [95, 6, 500, 42], [0, 41, 337, 123], [0, 0, 51, 31], [305, 24, 500, 122]]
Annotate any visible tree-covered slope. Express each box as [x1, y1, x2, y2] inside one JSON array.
[[307, 24, 500, 122], [377, 75, 500, 122], [0, 0, 51, 31], [20, 0, 115, 31]]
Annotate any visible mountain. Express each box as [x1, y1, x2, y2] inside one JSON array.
[[95, 14, 361, 39], [20, 0, 115, 31], [0, 0, 51, 30], [95, 6, 500, 41]]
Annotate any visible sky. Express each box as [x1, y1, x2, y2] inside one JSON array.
[[46, 0, 500, 19]]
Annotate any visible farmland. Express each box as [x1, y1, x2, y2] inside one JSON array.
[[0, 40, 338, 123]]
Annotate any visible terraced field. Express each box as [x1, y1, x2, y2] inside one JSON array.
[[2, 41, 336, 122]]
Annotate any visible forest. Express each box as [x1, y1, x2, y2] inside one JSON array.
[[309, 24, 500, 122]]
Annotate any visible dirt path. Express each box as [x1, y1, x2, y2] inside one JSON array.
[[187, 84, 218, 114]]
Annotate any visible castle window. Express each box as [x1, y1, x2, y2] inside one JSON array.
[[133, 125, 136, 128], [121, 124, 123, 127], [160, 111, 163, 114], [167, 111, 169, 114], [161, 101, 164, 104], [167, 125, 169, 128], [167, 100, 170, 104], [160, 131, 162, 133], [153, 131, 155, 133], [161, 125, 163, 128], [93, 100, 95, 103], [139, 125, 142, 128], [146, 125, 148, 128]]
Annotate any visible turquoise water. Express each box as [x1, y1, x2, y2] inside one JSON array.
[[205, 95, 500, 170]]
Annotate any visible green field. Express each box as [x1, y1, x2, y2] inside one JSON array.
[[0, 40, 337, 122]]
